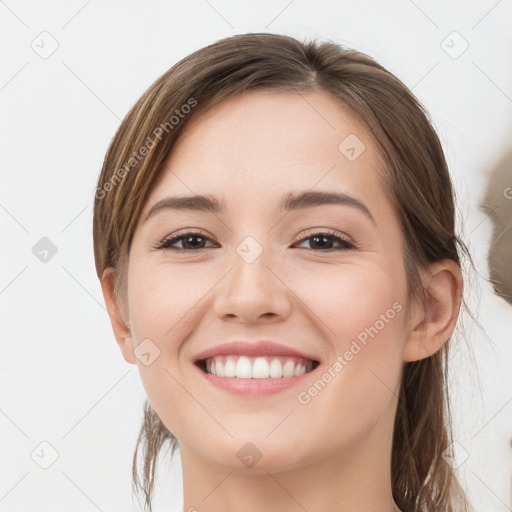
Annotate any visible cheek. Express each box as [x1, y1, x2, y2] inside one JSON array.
[[125, 260, 233, 411], [125, 266, 198, 437], [290, 261, 407, 346], [291, 265, 407, 440], [127, 262, 202, 342]]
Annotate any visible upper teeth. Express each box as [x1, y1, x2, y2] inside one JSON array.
[[205, 355, 314, 378]]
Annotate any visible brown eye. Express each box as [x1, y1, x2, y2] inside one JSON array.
[[155, 231, 215, 251], [295, 231, 356, 251], [154, 230, 356, 252]]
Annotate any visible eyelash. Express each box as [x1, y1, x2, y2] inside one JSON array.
[[154, 229, 356, 252]]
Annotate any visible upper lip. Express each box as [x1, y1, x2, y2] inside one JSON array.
[[194, 340, 319, 362]]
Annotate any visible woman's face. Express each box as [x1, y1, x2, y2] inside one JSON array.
[[124, 90, 413, 472]]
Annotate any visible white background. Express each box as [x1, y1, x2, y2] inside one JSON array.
[[1, 1, 511, 511]]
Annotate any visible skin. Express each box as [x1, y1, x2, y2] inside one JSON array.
[[101, 90, 462, 512]]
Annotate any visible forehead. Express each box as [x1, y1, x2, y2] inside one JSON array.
[[144, 89, 387, 216]]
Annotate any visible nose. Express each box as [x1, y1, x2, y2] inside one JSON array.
[[213, 240, 293, 323]]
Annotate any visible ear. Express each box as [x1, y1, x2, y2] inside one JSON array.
[[404, 259, 463, 362], [100, 268, 137, 365]]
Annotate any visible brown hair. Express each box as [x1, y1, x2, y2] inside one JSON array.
[[93, 32, 474, 512]]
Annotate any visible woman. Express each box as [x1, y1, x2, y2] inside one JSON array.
[[93, 32, 473, 512]]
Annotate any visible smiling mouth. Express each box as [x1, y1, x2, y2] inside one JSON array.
[[195, 355, 320, 379]]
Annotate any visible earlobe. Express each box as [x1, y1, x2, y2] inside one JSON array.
[[100, 268, 137, 365], [118, 335, 137, 365], [403, 259, 463, 363]]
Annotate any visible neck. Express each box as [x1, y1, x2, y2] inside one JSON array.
[[179, 412, 400, 512]]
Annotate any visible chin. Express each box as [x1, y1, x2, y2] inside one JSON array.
[[192, 436, 313, 474]]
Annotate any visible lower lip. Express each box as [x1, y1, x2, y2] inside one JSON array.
[[195, 364, 315, 396]]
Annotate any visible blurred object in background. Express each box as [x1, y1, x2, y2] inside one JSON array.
[[480, 147, 512, 305]]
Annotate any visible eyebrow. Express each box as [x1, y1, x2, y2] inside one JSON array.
[[144, 190, 376, 225]]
